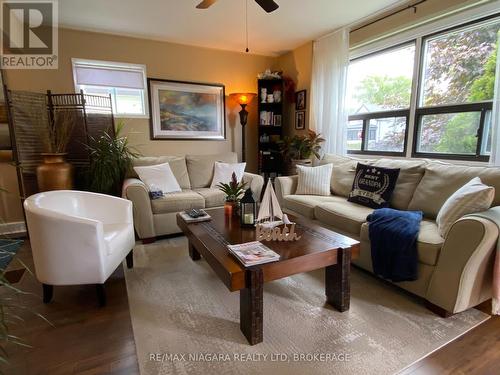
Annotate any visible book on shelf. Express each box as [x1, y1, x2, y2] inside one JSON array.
[[227, 241, 280, 266], [179, 210, 211, 223]]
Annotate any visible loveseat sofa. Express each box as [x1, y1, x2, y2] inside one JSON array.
[[123, 152, 264, 242], [275, 154, 500, 315]]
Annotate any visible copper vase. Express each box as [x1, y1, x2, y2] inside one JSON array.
[[36, 153, 74, 192]]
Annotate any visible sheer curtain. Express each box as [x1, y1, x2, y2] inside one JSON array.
[[309, 28, 350, 156], [490, 44, 500, 166]]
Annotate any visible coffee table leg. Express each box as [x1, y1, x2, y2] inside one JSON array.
[[325, 247, 351, 312], [188, 241, 201, 261], [240, 268, 263, 345]]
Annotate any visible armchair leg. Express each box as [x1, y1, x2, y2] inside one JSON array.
[[42, 284, 53, 303], [96, 284, 106, 307], [126, 249, 134, 269]]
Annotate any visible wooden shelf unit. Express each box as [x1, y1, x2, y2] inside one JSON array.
[[257, 79, 284, 180]]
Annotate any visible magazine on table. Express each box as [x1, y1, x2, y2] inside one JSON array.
[[227, 241, 280, 266], [179, 209, 211, 223]]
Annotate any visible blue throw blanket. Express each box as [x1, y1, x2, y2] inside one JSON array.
[[367, 208, 423, 282]]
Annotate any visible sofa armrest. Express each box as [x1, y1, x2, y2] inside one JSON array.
[[242, 172, 264, 202], [122, 178, 156, 239], [426, 213, 499, 313], [275, 176, 298, 207]]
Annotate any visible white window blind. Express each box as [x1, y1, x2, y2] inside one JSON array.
[[72, 58, 148, 118], [73, 61, 145, 89]]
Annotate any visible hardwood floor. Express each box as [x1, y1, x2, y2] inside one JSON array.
[[0, 241, 139, 375], [1, 240, 499, 374]]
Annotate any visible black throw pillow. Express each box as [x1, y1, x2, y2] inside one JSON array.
[[348, 163, 400, 209]]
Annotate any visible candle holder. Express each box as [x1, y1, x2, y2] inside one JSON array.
[[239, 189, 256, 228]]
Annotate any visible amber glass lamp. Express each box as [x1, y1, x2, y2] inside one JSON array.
[[230, 93, 256, 162]]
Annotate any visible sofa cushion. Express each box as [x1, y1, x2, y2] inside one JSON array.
[[408, 163, 500, 218], [348, 163, 400, 208], [314, 198, 373, 235], [283, 195, 340, 219], [436, 177, 495, 237], [372, 159, 426, 210], [130, 156, 191, 189], [320, 154, 373, 197], [195, 188, 226, 208], [150, 190, 205, 214], [360, 219, 444, 266], [133, 162, 181, 194], [186, 153, 238, 189], [296, 164, 333, 196]]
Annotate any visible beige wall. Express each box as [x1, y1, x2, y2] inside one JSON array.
[[276, 42, 313, 138], [5, 28, 276, 173], [1, 28, 276, 225]]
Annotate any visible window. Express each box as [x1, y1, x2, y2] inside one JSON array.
[[72, 59, 148, 117], [346, 15, 500, 161], [347, 43, 415, 155]]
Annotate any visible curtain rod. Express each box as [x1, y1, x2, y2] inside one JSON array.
[[350, 0, 428, 33]]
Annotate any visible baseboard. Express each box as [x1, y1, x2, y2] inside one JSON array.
[[0, 221, 26, 236]]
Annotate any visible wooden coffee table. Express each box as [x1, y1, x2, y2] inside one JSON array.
[[177, 208, 359, 345]]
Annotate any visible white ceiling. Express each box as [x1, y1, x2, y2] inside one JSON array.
[[59, 0, 405, 56]]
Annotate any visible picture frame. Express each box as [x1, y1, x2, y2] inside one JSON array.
[[295, 90, 306, 111], [148, 78, 226, 140], [295, 111, 306, 130], [273, 114, 282, 126]]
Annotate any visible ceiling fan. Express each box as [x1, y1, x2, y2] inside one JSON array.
[[196, 0, 279, 13]]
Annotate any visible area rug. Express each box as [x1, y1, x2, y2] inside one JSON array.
[[125, 237, 489, 375], [0, 238, 23, 270]]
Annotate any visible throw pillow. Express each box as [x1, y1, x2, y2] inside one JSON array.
[[210, 162, 246, 188], [133, 162, 181, 194], [295, 163, 333, 196], [436, 177, 494, 237], [348, 163, 400, 209]]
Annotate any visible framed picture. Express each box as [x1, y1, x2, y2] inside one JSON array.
[[295, 111, 306, 130], [295, 90, 306, 111], [273, 114, 282, 126], [148, 78, 225, 140]]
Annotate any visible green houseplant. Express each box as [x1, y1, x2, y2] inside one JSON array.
[[85, 121, 140, 196], [216, 172, 247, 216], [278, 130, 325, 174], [0, 187, 50, 366]]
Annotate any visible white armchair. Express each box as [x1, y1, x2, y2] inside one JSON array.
[[24, 190, 135, 306]]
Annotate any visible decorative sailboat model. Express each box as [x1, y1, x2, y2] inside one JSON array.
[[256, 180, 293, 229], [256, 180, 300, 242]]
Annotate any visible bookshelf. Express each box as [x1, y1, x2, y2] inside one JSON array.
[[257, 78, 283, 180]]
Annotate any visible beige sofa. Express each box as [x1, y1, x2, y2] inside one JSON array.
[[275, 154, 500, 315], [123, 152, 264, 242]]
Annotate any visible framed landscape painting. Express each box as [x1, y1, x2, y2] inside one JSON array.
[[148, 79, 225, 140]]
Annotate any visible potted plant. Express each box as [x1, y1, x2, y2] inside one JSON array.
[[36, 110, 76, 191], [216, 172, 247, 217], [85, 121, 140, 197], [278, 130, 325, 174]]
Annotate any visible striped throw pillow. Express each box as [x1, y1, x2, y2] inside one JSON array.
[[436, 177, 495, 237], [295, 164, 333, 196]]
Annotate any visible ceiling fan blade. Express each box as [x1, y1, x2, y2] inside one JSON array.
[[196, 0, 218, 9], [254, 0, 279, 13]]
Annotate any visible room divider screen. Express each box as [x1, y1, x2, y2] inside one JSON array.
[[6, 90, 115, 199]]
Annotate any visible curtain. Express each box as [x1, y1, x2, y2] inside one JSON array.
[[490, 41, 500, 166], [309, 28, 349, 156]]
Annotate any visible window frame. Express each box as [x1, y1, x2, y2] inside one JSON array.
[[347, 12, 500, 162], [71, 58, 149, 119]]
